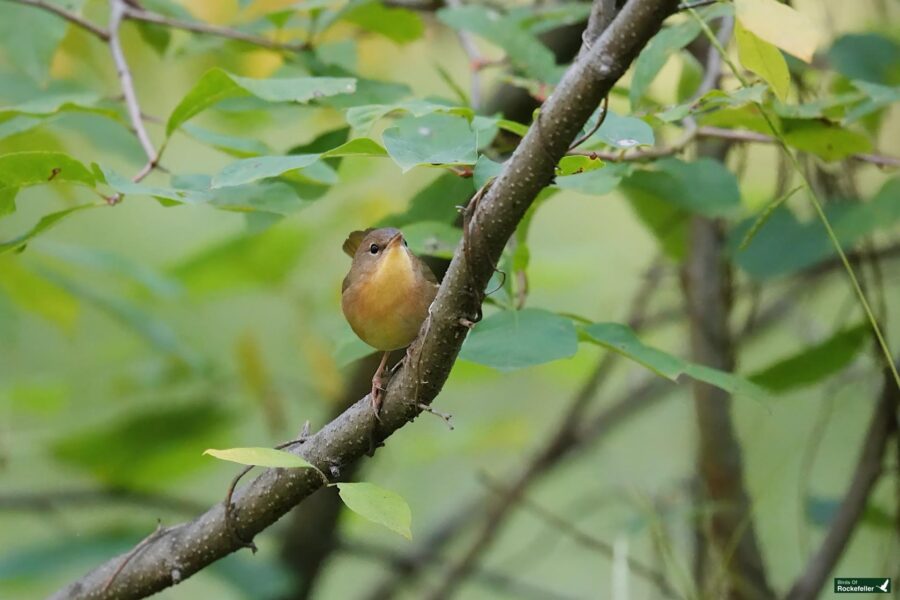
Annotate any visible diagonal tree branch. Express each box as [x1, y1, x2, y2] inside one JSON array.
[[2, 0, 110, 40], [785, 363, 899, 600], [50, 1, 680, 597]]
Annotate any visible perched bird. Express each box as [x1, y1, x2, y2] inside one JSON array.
[[341, 227, 439, 415]]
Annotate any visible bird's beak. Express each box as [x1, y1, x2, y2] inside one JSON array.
[[386, 232, 404, 250]]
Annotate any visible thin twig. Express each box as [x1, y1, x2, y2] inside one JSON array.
[[3, 0, 109, 40], [122, 5, 309, 53], [103, 521, 167, 593], [109, 0, 158, 168]]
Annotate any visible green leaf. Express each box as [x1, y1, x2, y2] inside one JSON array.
[[437, 5, 560, 83], [336, 482, 413, 540], [0, 92, 125, 125], [735, 20, 790, 102], [473, 155, 504, 189], [581, 109, 655, 149], [556, 163, 631, 196], [582, 323, 684, 380], [0, 205, 98, 255], [459, 308, 579, 371], [623, 158, 741, 218], [204, 447, 316, 470], [166, 68, 357, 135], [631, 20, 702, 108], [341, 0, 424, 44], [182, 124, 272, 157], [0, 1, 71, 84], [748, 323, 869, 392], [782, 119, 872, 162], [211, 154, 323, 189], [828, 33, 900, 86], [0, 151, 96, 190], [582, 322, 766, 400], [380, 172, 474, 227], [555, 155, 605, 177], [735, 0, 821, 63], [383, 113, 478, 172], [100, 167, 208, 204], [844, 80, 900, 123], [346, 99, 473, 132], [401, 221, 461, 259], [322, 137, 388, 158], [733, 177, 900, 279]]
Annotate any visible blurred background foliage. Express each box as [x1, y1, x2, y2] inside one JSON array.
[[0, 0, 898, 598]]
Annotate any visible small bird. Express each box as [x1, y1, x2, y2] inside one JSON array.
[[341, 227, 439, 415]]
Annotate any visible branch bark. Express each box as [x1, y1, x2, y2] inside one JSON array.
[[50, 1, 680, 597], [785, 364, 899, 600]]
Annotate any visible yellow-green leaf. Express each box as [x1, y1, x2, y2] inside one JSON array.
[[203, 447, 316, 469], [735, 20, 790, 102], [735, 0, 821, 63], [337, 482, 412, 540]]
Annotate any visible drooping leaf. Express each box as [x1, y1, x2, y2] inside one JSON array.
[[346, 99, 473, 132], [337, 482, 413, 540], [211, 154, 323, 189], [166, 68, 357, 135], [582, 322, 767, 400], [459, 308, 579, 371], [748, 323, 869, 392], [204, 447, 317, 470], [173, 174, 309, 216], [182, 124, 272, 157], [734, 0, 822, 63], [733, 177, 900, 279], [735, 19, 790, 102], [0, 204, 99, 255], [99, 167, 208, 205], [383, 113, 478, 172], [341, 0, 424, 44]]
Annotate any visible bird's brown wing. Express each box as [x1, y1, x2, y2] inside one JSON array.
[[342, 229, 373, 257], [341, 272, 352, 293], [415, 255, 439, 286]]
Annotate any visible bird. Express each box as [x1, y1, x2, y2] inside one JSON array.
[[341, 227, 439, 416]]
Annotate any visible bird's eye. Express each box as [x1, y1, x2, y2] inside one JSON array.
[[403, 238, 408, 247], [369, 243, 379, 254]]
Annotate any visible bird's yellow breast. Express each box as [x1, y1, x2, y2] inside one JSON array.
[[341, 246, 432, 351]]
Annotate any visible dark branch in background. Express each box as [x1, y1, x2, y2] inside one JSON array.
[[786, 365, 899, 600], [0, 489, 204, 516], [50, 1, 681, 597], [683, 17, 774, 600]]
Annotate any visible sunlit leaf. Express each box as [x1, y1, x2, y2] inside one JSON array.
[[735, 0, 821, 63], [735, 20, 790, 102], [204, 447, 316, 470], [337, 482, 413, 540], [166, 68, 357, 135], [460, 308, 579, 371]]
